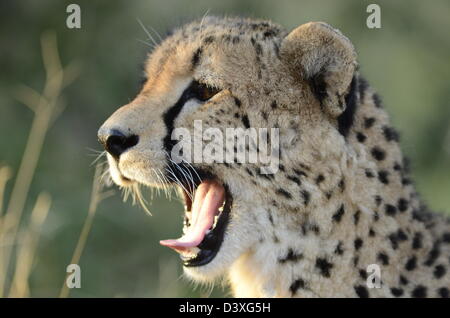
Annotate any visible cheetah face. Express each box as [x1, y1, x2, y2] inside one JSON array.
[[98, 17, 357, 281]]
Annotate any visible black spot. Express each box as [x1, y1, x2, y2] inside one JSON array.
[[353, 210, 361, 225], [354, 238, 363, 250], [373, 212, 380, 222], [398, 198, 409, 212], [262, 111, 268, 121], [405, 256, 417, 271], [398, 230, 408, 240], [276, 188, 292, 199], [315, 258, 333, 278], [332, 204, 345, 223], [411, 285, 427, 298], [389, 230, 408, 250], [358, 76, 369, 100], [378, 170, 389, 184], [334, 241, 344, 255], [316, 174, 325, 184], [267, 211, 274, 225], [365, 169, 375, 178], [287, 175, 301, 186], [359, 269, 367, 279], [338, 178, 345, 192], [391, 288, 404, 297], [371, 147, 386, 161], [369, 228, 376, 237], [289, 279, 306, 295], [263, 29, 278, 38], [372, 93, 382, 108], [191, 48, 203, 67], [385, 204, 397, 216], [442, 232, 450, 243], [233, 97, 241, 107], [353, 256, 359, 267], [375, 195, 383, 207], [356, 132, 367, 143], [402, 177, 412, 186], [337, 76, 358, 137], [245, 168, 254, 176], [301, 190, 311, 206], [203, 35, 215, 44], [279, 248, 303, 264], [424, 242, 440, 266], [399, 275, 409, 285], [242, 115, 250, 128], [412, 232, 423, 250], [364, 117, 376, 129], [438, 287, 449, 298], [377, 252, 389, 265], [354, 285, 369, 298], [293, 169, 308, 178], [309, 224, 320, 235], [254, 43, 263, 56], [383, 126, 400, 142], [433, 264, 446, 279], [271, 100, 277, 109]]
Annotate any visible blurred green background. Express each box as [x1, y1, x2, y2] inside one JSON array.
[[0, 0, 449, 297]]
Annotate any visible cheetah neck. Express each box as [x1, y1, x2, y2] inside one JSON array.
[[228, 74, 450, 298]]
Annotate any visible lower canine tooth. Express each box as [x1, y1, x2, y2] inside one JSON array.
[[184, 247, 200, 256]]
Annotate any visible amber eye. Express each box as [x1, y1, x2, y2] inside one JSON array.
[[191, 81, 220, 102]]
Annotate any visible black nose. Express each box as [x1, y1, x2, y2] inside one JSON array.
[[99, 129, 139, 159]]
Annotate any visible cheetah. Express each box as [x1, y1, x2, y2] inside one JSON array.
[[98, 16, 450, 297]]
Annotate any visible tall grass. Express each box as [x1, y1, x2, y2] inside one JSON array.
[[59, 163, 113, 298], [0, 31, 79, 297]]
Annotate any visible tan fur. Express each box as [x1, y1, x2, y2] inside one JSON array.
[[99, 17, 450, 298]]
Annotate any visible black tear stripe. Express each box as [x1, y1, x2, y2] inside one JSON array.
[[337, 75, 358, 137], [162, 81, 197, 152]]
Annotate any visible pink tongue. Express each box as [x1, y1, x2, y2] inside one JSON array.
[[160, 180, 225, 253]]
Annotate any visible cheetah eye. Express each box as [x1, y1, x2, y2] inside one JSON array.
[[191, 81, 220, 102]]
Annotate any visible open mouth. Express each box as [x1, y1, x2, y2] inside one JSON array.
[[160, 175, 232, 267]]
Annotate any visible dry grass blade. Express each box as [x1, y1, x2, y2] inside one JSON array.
[[0, 30, 79, 297], [59, 163, 108, 298], [0, 166, 13, 216], [8, 192, 51, 297]]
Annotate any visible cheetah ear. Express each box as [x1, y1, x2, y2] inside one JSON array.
[[280, 22, 357, 117]]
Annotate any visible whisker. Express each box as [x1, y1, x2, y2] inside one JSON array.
[[149, 25, 163, 42], [136, 18, 159, 47], [90, 150, 107, 166], [137, 38, 155, 49]]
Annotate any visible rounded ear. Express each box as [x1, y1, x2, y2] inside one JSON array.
[[280, 22, 357, 117]]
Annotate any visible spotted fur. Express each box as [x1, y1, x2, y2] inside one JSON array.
[[99, 17, 450, 298]]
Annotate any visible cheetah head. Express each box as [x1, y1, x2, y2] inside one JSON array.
[[98, 17, 357, 282]]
